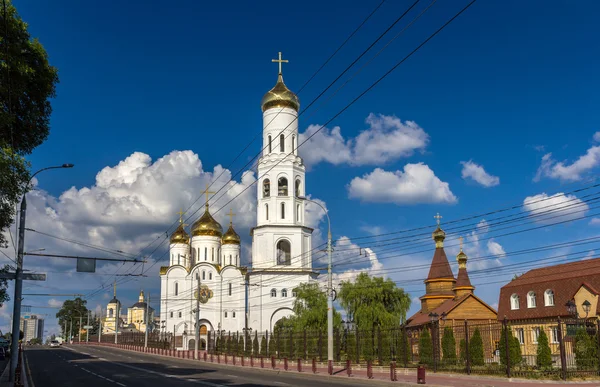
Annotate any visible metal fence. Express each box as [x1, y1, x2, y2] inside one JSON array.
[[88, 317, 600, 380]]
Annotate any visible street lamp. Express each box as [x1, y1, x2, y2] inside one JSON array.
[[297, 196, 333, 369], [565, 299, 577, 318], [10, 163, 74, 382], [582, 300, 591, 318]]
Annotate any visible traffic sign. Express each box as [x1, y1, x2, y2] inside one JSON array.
[[83, 326, 93, 329], [0, 272, 46, 281]]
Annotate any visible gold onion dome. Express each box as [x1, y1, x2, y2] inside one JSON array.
[[192, 206, 223, 237], [170, 223, 190, 244], [261, 74, 300, 112], [222, 223, 241, 245], [432, 226, 446, 244]]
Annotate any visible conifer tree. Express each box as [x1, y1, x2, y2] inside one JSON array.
[[253, 331, 259, 355], [459, 338, 466, 363], [469, 328, 484, 366], [260, 335, 267, 356], [536, 329, 552, 369], [575, 328, 598, 369], [419, 329, 433, 365], [441, 327, 457, 365]]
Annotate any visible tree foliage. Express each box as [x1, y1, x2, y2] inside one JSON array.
[[0, 264, 11, 307], [338, 273, 411, 331], [0, 1, 58, 248], [469, 328, 484, 366], [574, 328, 598, 369], [287, 282, 342, 331], [260, 335, 267, 356], [441, 327, 457, 364], [459, 338, 466, 363], [55, 298, 88, 340], [419, 329, 433, 365], [252, 331, 259, 355], [536, 329, 552, 369], [499, 326, 522, 369]]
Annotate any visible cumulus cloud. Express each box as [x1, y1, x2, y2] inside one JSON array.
[[460, 160, 499, 187], [456, 218, 506, 270], [590, 218, 600, 226], [347, 164, 457, 205], [0, 150, 329, 335], [299, 113, 429, 168], [48, 299, 64, 308], [326, 236, 383, 285], [523, 192, 589, 224], [487, 240, 506, 257], [534, 134, 600, 182]]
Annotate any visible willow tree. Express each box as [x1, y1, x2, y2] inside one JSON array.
[[290, 282, 342, 331], [338, 273, 411, 331]]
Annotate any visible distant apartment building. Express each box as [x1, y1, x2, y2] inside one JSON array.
[[20, 315, 44, 342]]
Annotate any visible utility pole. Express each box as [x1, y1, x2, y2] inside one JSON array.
[[9, 194, 26, 381], [144, 294, 150, 349], [115, 301, 119, 344], [194, 275, 200, 360], [98, 312, 102, 343], [69, 318, 73, 344], [86, 311, 90, 343], [79, 315, 82, 342], [327, 227, 333, 370]]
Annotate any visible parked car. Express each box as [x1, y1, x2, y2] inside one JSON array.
[[0, 347, 6, 360], [49, 340, 60, 348]]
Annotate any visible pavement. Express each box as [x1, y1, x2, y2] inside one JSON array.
[[20, 345, 600, 387]]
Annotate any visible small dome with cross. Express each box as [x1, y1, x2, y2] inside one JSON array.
[[261, 52, 300, 112]]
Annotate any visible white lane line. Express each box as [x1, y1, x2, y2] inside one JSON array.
[[225, 374, 239, 378], [69, 346, 226, 387]]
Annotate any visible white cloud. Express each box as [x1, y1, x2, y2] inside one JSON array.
[[326, 236, 383, 285], [299, 113, 429, 168], [487, 239, 506, 257], [347, 164, 457, 205], [534, 134, 600, 181], [590, 218, 600, 226], [523, 192, 589, 224], [460, 160, 499, 187], [48, 299, 64, 308]]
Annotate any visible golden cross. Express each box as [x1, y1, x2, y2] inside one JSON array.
[[272, 51, 288, 75], [458, 236, 464, 251], [201, 183, 215, 209], [227, 208, 235, 225], [434, 212, 442, 226], [176, 209, 185, 224], [113, 281, 117, 297]]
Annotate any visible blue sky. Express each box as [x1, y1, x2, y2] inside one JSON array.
[[2, 0, 600, 336]]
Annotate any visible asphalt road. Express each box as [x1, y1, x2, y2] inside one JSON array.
[[24, 345, 395, 387]]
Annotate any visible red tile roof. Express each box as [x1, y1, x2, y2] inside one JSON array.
[[497, 257, 600, 320], [426, 248, 454, 280]]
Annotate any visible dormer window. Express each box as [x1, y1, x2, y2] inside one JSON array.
[[510, 294, 520, 310], [544, 289, 554, 306], [527, 291, 536, 308]]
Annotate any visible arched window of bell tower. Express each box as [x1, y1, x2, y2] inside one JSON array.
[[278, 177, 288, 196], [295, 179, 301, 197], [263, 179, 270, 198], [268, 135, 272, 153], [280, 134, 285, 152], [276, 240, 291, 265], [292, 135, 296, 155]]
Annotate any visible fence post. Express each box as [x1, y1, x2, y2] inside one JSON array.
[[465, 320, 471, 375], [557, 317, 567, 381], [261, 356, 264, 368], [403, 326, 408, 368], [265, 330, 269, 357], [367, 360, 373, 379], [346, 359, 352, 376], [390, 361, 397, 381], [503, 317, 510, 378], [297, 358, 302, 372], [318, 330, 323, 362], [271, 355, 276, 369], [312, 357, 317, 374]]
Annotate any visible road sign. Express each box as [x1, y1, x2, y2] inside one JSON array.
[[83, 326, 93, 329], [77, 258, 96, 273], [0, 272, 46, 281]]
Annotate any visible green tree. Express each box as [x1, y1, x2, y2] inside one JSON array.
[[215, 336, 221, 354], [574, 328, 598, 369], [29, 337, 42, 345], [252, 331, 259, 355], [0, 264, 12, 307], [419, 329, 433, 365], [459, 338, 466, 363], [469, 328, 484, 366], [536, 329, 552, 369], [441, 327, 456, 365], [260, 335, 267, 356], [0, 1, 59, 247], [288, 283, 342, 331], [338, 273, 411, 333], [397, 329, 411, 364], [55, 297, 88, 341], [499, 326, 522, 368], [237, 335, 243, 356]]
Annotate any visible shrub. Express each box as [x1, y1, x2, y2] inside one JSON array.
[[419, 329, 433, 365], [574, 327, 598, 369], [499, 326, 522, 368], [459, 338, 466, 363], [536, 329, 552, 369], [260, 335, 267, 356], [253, 331, 259, 355], [469, 328, 484, 366], [441, 327, 457, 365]]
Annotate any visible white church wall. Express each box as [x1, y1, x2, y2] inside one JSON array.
[[191, 236, 220, 266]]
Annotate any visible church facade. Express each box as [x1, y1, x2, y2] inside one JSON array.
[[159, 55, 318, 350]]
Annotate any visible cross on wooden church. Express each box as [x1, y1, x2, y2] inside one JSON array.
[[227, 208, 235, 225], [434, 212, 442, 226], [458, 236, 464, 251], [272, 52, 288, 75], [202, 183, 215, 208]]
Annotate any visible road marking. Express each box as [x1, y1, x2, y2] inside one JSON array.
[[273, 382, 291, 386], [225, 374, 239, 378], [69, 346, 226, 387]]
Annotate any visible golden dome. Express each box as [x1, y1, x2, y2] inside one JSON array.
[[432, 226, 446, 248], [170, 223, 190, 244], [261, 74, 300, 112], [222, 223, 241, 245], [191, 206, 223, 237]]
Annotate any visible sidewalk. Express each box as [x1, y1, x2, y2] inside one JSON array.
[[75, 342, 599, 386]]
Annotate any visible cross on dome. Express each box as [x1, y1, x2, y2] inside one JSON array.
[[434, 212, 442, 226], [201, 183, 215, 209], [272, 51, 288, 75], [458, 236, 464, 251], [227, 208, 236, 225], [176, 209, 187, 226]]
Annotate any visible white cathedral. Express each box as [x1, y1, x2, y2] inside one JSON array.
[[160, 54, 318, 350]]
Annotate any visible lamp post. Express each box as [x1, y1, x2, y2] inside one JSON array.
[[429, 312, 439, 372], [9, 164, 74, 382], [297, 196, 333, 367], [582, 300, 591, 319]]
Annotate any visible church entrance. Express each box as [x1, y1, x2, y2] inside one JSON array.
[[188, 339, 195, 349]]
